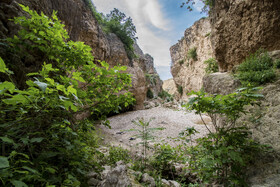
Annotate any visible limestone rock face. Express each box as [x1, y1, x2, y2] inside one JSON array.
[[133, 43, 163, 97], [209, 0, 280, 72], [203, 72, 241, 95], [0, 0, 162, 109], [163, 78, 177, 95], [170, 18, 213, 100]]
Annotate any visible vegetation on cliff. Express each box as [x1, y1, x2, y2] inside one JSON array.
[[236, 50, 276, 86], [84, 0, 137, 60]]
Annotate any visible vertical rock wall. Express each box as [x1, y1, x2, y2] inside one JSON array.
[[170, 18, 213, 100], [209, 0, 280, 72]]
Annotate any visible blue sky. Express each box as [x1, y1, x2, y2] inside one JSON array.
[[93, 0, 206, 80]]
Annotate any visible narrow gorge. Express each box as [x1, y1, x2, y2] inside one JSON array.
[[1, 0, 280, 186]]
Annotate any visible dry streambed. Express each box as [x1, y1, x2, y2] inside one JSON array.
[[96, 106, 210, 151]]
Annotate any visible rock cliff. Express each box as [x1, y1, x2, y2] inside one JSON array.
[[209, 0, 280, 72], [170, 18, 213, 100], [0, 0, 162, 110], [163, 78, 177, 96]]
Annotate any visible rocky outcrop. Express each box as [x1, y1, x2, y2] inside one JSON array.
[[209, 0, 280, 72], [170, 18, 213, 100], [0, 0, 162, 110], [163, 78, 177, 95], [133, 44, 163, 98], [203, 72, 241, 95]]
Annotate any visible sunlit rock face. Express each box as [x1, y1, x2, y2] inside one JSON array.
[[209, 0, 280, 72], [0, 0, 162, 109], [170, 18, 213, 100]]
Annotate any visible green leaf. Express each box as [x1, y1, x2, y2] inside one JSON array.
[[0, 57, 8, 73], [0, 156, 9, 168], [0, 81, 16, 94], [11, 180, 28, 187], [30, 137, 44, 143], [46, 167, 56, 174], [0, 136, 15, 144], [22, 166, 38, 173], [34, 79, 48, 92]]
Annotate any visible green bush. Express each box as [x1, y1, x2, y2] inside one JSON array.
[[102, 146, 131, 166], [236, 50, 276, 86], [177, 85, 183, 95], [204, 58, 218, 74], [178, 59, 184, 65], [0, 5, 134, 186], [151, 144, 178, 177], [187, 47, 197, 61], [274, 59, 280, 69], [158, 90, 173, 102], [145, 74, 158, 85], [185, 87, 267, 185], [146, 89, 154, 99]]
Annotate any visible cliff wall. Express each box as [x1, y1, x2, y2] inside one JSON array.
[[210, 0, 280, 71], [170, 18, 213, 100], [0, 0, 162, 110]]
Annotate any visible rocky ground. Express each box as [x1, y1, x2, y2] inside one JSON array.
[[96, 106, 211, 153]]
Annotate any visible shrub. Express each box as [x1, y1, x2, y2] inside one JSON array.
[[0, 5, 134, 186], [178, 59, 184, 65], [145, 74, 158, 85], [236, 50, 276, 86], [102, 146, 131, 166], [185, 87, 267, 185], [158, 90, 173, 102], [147, 89, 154, 99], [187, 47, 197, 61], [177, 85, 183, 95], [151, 144, 178, 177], [204, 58, 218, 74], [274, 59, 280, 69]]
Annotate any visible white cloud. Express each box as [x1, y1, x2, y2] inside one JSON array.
[[193, 0, 204, 12], [93, 0, 173, 77]]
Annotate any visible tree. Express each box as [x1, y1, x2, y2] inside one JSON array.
[[180, 0, 214, 13], [103, 8, 137, 60]]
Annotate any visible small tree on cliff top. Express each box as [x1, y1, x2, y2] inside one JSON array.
[[180, 0, 214, 13]]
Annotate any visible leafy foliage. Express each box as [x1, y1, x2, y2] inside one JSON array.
[[101, 146, 131, 166], [178, 59, 184, 65], [274, 59, 280, 69], [84, 1, 138, 61], [204, 58, 218, 74], [236, 50, 275, 86], [180, 0, 214, 13], [145, 74, 158, 85], [146, 89, 154, 99], [187, 47, 198, 61], [178, 85, 183, 95], [184, 87, 267, 185], [158, 90, 173, 102], [0, 4, 134, 186]]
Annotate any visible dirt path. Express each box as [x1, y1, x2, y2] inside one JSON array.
[[96, 106, 211, 151]]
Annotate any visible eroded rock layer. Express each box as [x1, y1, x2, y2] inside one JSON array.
[[210, 0, 280, 71]]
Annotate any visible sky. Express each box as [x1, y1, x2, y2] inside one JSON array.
[[93, 0, 206, 80]]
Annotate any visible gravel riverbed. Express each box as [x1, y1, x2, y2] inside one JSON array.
[[96, 106, 211, 151]]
